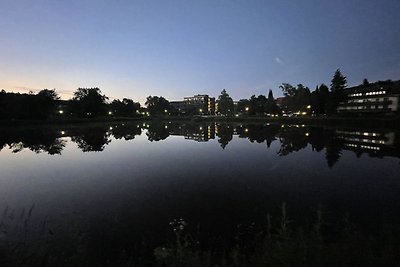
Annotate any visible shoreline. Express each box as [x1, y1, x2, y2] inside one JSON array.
[[1, 115, 400, 129]]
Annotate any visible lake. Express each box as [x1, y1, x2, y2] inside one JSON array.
[[0, 121, 400, 264]]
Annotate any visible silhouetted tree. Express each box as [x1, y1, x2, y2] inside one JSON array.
[[36, 89, 60, 118], [325, 139, 343, 168], [71, 127, 111, 152], [146, 123, 170, 141], [330, 69, 347, 92], [266, 89, 279, 114], [237, 99, 251, 113], [250, 95, 268, 115], [111, 123, 142, 140], [311, 84, 329, 115], [0, 127, 65, 154], [327, 69, 347, 114], [110, 98, 140, 117], [277, 127, 308, 156], [216, 124, 233, 149], [145, 96, 170, 116], [217, 89, 234, 115], [280, 83, 311, 112], [71, 88, 108, 117], [363, 78, 370, 86]]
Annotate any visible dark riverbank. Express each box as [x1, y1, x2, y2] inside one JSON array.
[[1, 114, 400, 129]]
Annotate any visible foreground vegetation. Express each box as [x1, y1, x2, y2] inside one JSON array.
[[1, 204, 399, 266]]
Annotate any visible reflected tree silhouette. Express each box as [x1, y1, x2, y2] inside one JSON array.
[[216, 124, 233, 149], [237, 124, 279, 148], [308, 127, 330, 152], [325, 138, 344, 168], [1, 128, 65, 155], [277, 127, 308, 156], [0, 123, 398, 167], [111, 123, 142, 140], [71, 127, 111, 152], [146, 123, 170, 142]]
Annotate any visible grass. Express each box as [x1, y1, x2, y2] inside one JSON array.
[[1, 204, 399, 266], [154, 203, 400, 267]]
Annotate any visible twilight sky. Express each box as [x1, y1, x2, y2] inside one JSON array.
[[1, 0, 399, 103]]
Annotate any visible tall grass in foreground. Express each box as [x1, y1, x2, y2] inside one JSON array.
[[154, 203, 400, 267], [0, 203, 399, 266]]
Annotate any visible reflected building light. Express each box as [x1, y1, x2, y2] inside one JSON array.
[[58, 110, 64, 114], [361, 145, 380, 150]]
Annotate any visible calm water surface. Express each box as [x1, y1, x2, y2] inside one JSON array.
[[1, 121, 399, 254]]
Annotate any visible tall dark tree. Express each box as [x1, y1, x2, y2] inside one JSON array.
[[217, 89, 234, 115], [71, 88, 108, 117], [145, 96, 170, 116], [267, 89, 274, 101], [266, 89, 279, 114], [363, 78, 370, 86], [330, 69, 347, 92], [327, 69, 347, 114], [311, 84, 330, 115]]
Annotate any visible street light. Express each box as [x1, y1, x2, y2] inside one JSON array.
[[58, 110, 64, 114], [108, 111, 112, 115], [245, 107, 249, 111]]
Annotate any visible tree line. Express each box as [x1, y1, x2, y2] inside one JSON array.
[[0, 69, 373, 120], [0, 88, 142, 120]]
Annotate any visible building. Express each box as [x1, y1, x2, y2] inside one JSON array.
[[336, 129, 399, 159], [170, 94, 215, 115], [337, 80, 400, 114]]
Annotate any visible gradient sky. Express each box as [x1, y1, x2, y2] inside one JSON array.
[[1, 0, 400, 103]]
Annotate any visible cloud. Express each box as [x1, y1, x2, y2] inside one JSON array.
[[275, 57, 284, 65]]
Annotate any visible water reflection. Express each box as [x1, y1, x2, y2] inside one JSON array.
[[0, 122, 399, 167]]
